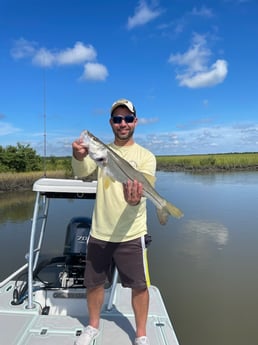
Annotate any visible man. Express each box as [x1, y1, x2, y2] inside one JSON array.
[[72, 98, 156, 345]]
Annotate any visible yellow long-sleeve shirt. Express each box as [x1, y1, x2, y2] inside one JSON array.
[[72, 142, 156, 242]]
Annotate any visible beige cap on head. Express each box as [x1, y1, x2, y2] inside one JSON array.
[[110, 98, 136, 115]]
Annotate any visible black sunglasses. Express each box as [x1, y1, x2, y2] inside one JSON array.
[[111, 115, 135, 124]]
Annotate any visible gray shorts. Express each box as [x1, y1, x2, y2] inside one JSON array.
[[84, 235, 151, 289]]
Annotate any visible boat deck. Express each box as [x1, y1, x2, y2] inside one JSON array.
[[0, 282, 179, 345]]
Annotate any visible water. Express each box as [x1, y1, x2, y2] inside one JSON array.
[[1, 172, 258, 345]]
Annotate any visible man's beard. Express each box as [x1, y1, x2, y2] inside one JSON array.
[[114, 128, 135, 142]]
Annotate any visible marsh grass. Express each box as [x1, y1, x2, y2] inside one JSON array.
[[157, 152, 258, 171], [0, 170, 67, 192]]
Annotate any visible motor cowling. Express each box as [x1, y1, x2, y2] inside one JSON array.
[[59, 217, 92, 288], [63, 217, 91, 257]]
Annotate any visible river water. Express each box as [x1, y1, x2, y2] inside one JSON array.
[[0, 171, 258, 345]]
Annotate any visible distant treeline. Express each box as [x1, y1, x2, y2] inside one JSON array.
[[0, 144, 72, 191], [0, 143, 72, 175]]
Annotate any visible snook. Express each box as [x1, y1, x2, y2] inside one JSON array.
[[80, 130, 183, 225]]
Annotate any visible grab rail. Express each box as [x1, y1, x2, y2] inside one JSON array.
[[26, 192, 49, 309], [0, 263, 28, 288]]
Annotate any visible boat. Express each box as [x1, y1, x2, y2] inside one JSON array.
[[0, 177, 180, 345]]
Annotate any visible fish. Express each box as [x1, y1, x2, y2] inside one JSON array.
[[80, 130, 183, 225]]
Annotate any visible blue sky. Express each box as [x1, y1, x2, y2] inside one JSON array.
[[1, 0, 257, 156]]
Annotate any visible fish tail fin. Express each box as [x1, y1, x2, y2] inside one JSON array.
[[156, 201, 184, 225], [166, 201, 184, 219]]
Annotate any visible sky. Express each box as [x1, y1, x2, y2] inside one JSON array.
[[0, 0, 258, 157]]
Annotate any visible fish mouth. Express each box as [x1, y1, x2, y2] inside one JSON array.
[[95, 157, 106, 163]]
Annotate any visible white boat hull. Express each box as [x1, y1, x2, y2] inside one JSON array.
[[0, 281, 179, 345]]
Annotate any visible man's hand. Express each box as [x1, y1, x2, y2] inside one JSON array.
[[123, 179, 143, 206], [72, 139, 88, 161]]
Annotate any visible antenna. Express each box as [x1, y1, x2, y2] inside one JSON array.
[[43, 68, 47, 177]]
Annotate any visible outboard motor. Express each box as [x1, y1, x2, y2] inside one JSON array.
[[64, 216, 91, 256], [61, 217, 91, 288]]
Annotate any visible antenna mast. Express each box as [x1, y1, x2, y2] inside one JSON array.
[[43, 68, 47, 176]]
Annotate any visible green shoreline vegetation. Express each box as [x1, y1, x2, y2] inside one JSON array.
[[1, 151, 258, 192], [156, 152, 258, 172]]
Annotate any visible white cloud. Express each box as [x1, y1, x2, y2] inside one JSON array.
[[11, 38, 107, 81], [134, 122, 258, 155], [127, 0, 162, 29], [168, 33, 228, 88], [80, 62, 109, 81], [179, 59, 228, 88], [55, 42, 97, 65], [32, 48, 56, 67], [32, 42, 97, 67], [138, 117, 159, 125], [11, 37, 37, 59], [0, 122, 21, 136], [15, 121, 258, 157]]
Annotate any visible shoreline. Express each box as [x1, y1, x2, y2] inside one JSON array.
[[1, 166, 257, 192], [158, 165, 258, 173]]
